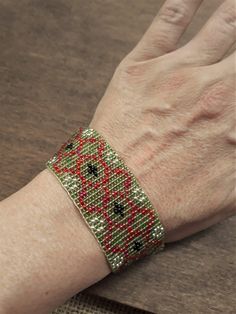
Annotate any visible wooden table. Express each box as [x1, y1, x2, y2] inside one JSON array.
[[0, 1, 235, 313]]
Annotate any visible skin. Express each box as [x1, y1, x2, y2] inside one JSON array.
[[0, 0, 235, 313]]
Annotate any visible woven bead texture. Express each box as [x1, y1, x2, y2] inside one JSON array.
[[46, 128, 164, 272]]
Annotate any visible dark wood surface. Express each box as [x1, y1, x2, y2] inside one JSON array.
[[0, 1, 235, 313]]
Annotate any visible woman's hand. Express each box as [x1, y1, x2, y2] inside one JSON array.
[[90, 0, 236, 242]]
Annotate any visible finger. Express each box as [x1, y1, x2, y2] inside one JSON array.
[[178, 0, 236, 65], [128, 0, 204, 61]]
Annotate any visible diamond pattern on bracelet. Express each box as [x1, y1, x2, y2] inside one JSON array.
[[46, 128, 164, 272]]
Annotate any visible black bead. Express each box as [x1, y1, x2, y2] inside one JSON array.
[[113, 202, 125, 217], [65, 143, 73, 150], [133, 241, 142, 252], [87, 163, 98, 177]]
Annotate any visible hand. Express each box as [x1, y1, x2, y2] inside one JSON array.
[[90, 0, 236, 242]]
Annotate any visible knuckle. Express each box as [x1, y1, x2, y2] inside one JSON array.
[[116, 59, 152, 84], [158, 2, 188, 26], [196, 81, 230, 119], [152, 67, 194, 94], [123, 63, 146, 78], [160, 69, 189, 90], [220, 1, 236, 31]]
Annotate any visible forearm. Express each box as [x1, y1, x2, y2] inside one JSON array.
[[0, 169, 110, 314]]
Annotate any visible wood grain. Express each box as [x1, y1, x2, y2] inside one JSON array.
[[0, 0, 235, 313]]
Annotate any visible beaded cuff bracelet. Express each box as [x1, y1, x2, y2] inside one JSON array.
[[46, 128, 165, 272]]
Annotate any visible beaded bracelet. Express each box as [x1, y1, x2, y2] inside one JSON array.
[[46, 128, 165, 272]]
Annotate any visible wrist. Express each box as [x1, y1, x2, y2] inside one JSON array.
[[0, 169, 110, 314], [39, 168, 111, 278]]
